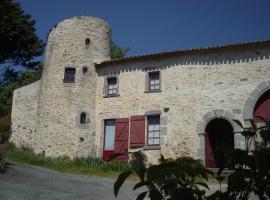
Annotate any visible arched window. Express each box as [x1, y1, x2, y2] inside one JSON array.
[[80, 112, 86, 124], [83, 67, 88, 75], [85, 38, 90, 46]]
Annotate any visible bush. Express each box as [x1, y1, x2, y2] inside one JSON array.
[[114, 118, 270, 200]]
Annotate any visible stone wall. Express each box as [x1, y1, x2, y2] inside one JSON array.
[[10, 81, 40, 149], [95, 46, 270, 164], [33, 16, 111, 157]]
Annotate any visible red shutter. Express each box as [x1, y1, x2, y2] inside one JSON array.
[[130, 116, 145, 148], [115, 118, 129, 160]]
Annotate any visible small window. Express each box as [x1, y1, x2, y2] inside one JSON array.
[[83, 67, 88, 75], [149, 71, 160, 91], [80, 112, 86, 124], [64, 68, 76, 83], [107, 77, 118, 95], [85, 38, 90, 45], [147, 116, 160, 146]]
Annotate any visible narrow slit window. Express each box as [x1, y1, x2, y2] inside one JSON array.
[[80, 112, 86, 124], [85, 38, 90, 46]]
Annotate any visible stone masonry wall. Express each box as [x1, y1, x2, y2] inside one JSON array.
[[95, 46, 270, 164], [10, 81, 40, 149], [33, 16, 111, 157]]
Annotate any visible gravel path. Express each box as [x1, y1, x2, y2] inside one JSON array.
[[0, 162, 258, 200], [0, 162, 139, 200]]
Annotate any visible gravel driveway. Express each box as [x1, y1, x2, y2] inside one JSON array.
[[0, 162, 139, 200]]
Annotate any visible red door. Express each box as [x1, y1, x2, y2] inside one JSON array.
[[253, 91, 270, 121], [205, 131, 216, 168], [114, 118, 129, 160]]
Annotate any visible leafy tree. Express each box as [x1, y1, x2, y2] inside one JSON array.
[[111, 41, 129, 60], [114, 117, 270, 200], [0, 0, 44, 69], [113, 152, 212, 200]]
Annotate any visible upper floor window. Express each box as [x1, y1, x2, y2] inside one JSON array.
[[145, 71, 161, 92], [80, 112, 86, 124], [108, 77, 117, 95], [149, 71, 160, 91], [64, 68, 76, 83], [147, 116, 160, 146], [104, 76, 119, 97]]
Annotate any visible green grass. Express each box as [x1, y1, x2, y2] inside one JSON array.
[[6, 143, 131, 179]]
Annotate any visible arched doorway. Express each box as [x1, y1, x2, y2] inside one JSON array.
[[205, 118, 234, 168], [253, 90, 270, 121]]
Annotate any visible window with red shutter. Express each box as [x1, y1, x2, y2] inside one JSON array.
[[147, 116, 160, 146], [130, 116, 145, 148]]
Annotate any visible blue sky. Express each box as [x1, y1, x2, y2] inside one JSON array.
[[18, 0, 270, 57]]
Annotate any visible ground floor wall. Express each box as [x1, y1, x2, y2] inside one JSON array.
[[10, 81, 40, 149]]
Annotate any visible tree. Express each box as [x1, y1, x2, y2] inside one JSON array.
[[0, 0, 44, 70], [111, 41, 129, 60]]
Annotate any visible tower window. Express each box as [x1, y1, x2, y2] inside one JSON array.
[[64, 68, 76, 83], [80, 112, 86, 124], [83, 67, 88, 75], [85, 38, 90, 46]]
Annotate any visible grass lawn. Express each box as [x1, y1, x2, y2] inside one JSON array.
[[6, 143, 132, 179]]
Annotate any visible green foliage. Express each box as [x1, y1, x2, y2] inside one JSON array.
[[114, 118, 270, 200], [114, 151, 212, 200], [111, 41, 129, 60], [0, 0, 44, 68], [208, 118, 270, 200]]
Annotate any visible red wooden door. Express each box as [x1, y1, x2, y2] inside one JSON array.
[[253, 91, 270, 121], [130, 116, 145, 148], [205, 131, 216, 168], [115, 118, 129, 160]]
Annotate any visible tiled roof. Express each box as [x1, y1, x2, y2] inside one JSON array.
[[96, 39, 270, 67]]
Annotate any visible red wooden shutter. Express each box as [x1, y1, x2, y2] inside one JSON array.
[[130, 116, 145, 148], [115, 118, 129, 160]]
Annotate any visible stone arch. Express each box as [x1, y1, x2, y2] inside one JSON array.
[[243, 80, 270, 120], [196, 109, 243, 165]]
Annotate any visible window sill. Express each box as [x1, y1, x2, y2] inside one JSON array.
[[103, 94, 120, 98], [143, 146, 161, 150], [63, 80, 75, 83], [144, 90, 162, 93]]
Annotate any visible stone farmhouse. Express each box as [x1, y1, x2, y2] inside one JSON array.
[[10, 16, 270, 167]]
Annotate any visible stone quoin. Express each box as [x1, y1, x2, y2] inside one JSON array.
[[10, 16, 270, 167]]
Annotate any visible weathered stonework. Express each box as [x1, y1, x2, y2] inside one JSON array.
[[10, 16, 270, 165]]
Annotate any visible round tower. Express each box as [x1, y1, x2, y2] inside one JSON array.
[[35, 16, 111, 157]]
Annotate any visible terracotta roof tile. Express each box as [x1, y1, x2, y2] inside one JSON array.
[[96, 39, 270, 67]]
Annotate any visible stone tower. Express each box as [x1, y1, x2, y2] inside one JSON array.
[[34, 16, 111, 157]]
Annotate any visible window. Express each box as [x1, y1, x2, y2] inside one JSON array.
[[85, 38, 90, 46], [82, 67, 88, 75], [147, 116, 160, 145], [104, 119, 116, 150], [64, 68, 76, 83], [80, 112, 86, 124], [107, 77, 118, 95], [149, 71, 160, 91]]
